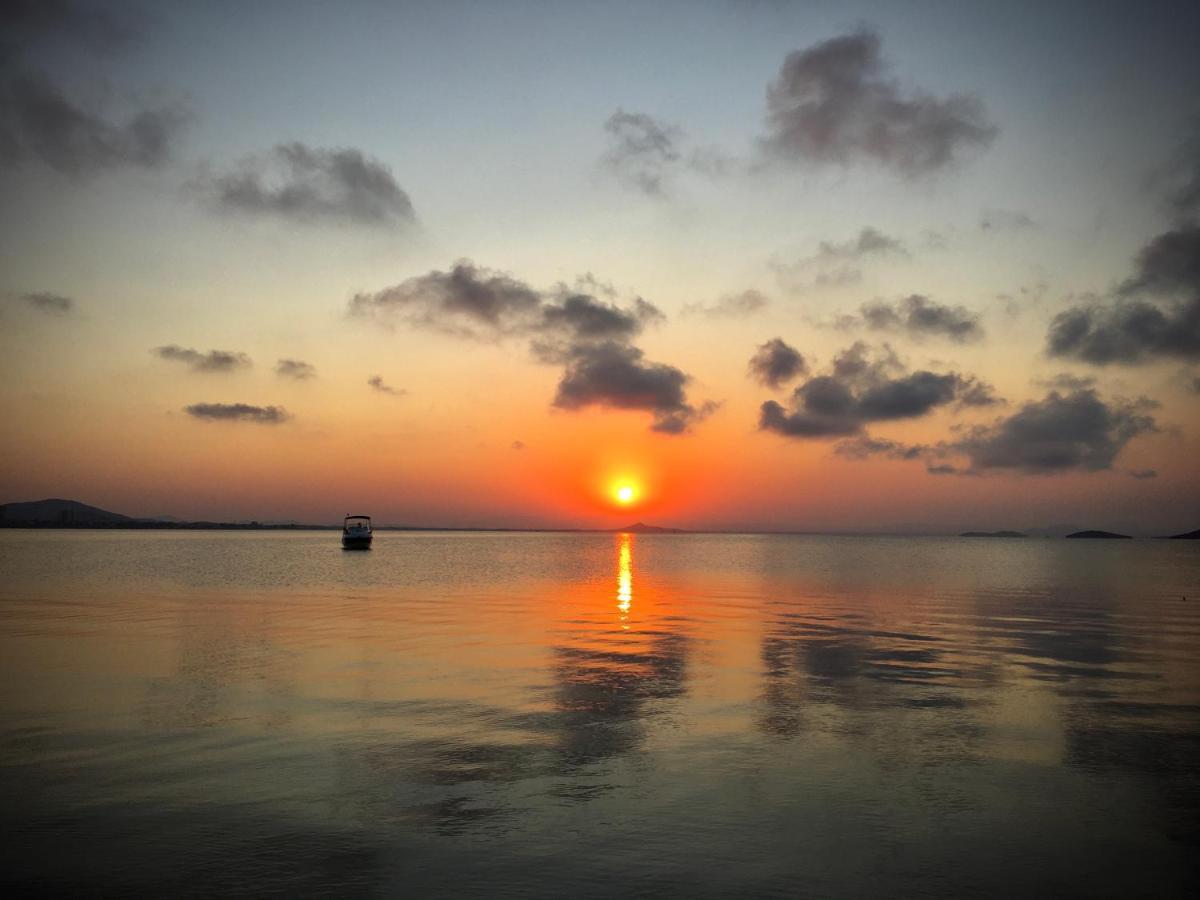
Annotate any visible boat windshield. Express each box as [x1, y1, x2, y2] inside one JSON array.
[[344, 516, 371, 530]]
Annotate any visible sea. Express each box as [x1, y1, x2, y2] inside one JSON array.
[[1, 529, 1197, 897]]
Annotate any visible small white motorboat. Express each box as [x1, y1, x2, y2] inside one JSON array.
[[342, 514, 373, 549]]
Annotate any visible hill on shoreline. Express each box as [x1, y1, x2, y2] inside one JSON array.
[[0, 498, 132, 526]]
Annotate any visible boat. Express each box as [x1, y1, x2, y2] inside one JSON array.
[[342, 514, 373, 549]]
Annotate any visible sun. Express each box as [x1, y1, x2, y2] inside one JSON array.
[[614, 484, 637, 505]]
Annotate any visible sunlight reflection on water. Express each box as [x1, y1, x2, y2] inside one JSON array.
[[0, 530, 1198, 897]]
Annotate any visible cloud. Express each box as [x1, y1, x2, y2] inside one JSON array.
[[758, 341, 999, 438], [0, 71, 186, 176], [760, 28, 996, 176], [184, 403, 289, 424], [14, 291, 73, 314], [599, 108, 737, 196], [153, 345, 251, 373], [772, 226, 907, 291], [748, 337, 807, 388], [849, 294, 983, 342], [949, 388, 1158, 474], [681, 289, 769, 319], [275, 358, 315, 380], [553, 341, 716, 434], [511, 440, 526, 450], [367, 375, 405, 396], [0, 0, 184, 178], [601, 109, 682, 196], [352, 261, 712, 434], [201, 142, 415, 227], [351, 260, 548, 340], [1128, 469, 1158, 480], [1, 0, 144, 54], [833, 436, 926, 461], [1046, 225, 1200, 364], [980, 209, 1037, 232]]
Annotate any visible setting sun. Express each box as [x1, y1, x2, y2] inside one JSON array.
[[615, 484, 637, 505]]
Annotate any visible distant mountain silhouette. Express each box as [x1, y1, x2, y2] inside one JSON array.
[[617, 522, 686, 534], [1066, 530, 1132, 539], [0, 498, 132, 525], [960, 530, 1027, 538], [1167, 528, 1200, 540]]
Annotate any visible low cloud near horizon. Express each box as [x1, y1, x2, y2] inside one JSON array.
[[184, 402, 289, 424], [153, 345, 251, 373]]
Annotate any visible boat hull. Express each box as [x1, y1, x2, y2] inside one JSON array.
[[341, 535, 373, 550]]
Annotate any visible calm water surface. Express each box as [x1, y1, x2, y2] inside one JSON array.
[[1, 530, 1198, 897]]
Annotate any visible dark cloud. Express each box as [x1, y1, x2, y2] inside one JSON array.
[[1047, 225, 1200, 364], [772, 226, 907, 291], [833, 436, 926, 461], [153, 345, 251, 373], [275, 358, 315, 380], [0, 71, 185, 176], [760, 28, 996, 176], [553, 341, 715, 434], [1120, 225, 1200, 296], [367, 375, 405, 396], [0, 0, 144, 54], [759, 341, 999, 438], [980, 209, 1037, 232], [202, 142, 415, 227], [0, 0, 184, 178], [852, 294, 983, 342], [14, 291, 73, 314], [601, 109, 682, 196], [350, 261, 543, 339], [184, 403, 289, 424], [748, 337, 807, 388], [539, 293, 663, 344], [352, 261, 711, 434], [1128, 469, 1157, 480], [950, 389, 1157, 474], [681, 289, 769, 319]]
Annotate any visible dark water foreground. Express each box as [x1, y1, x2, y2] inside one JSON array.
[[1, 530, 1197, 897]]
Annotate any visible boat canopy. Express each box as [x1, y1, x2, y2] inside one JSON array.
[[344, 515, 372, 525]]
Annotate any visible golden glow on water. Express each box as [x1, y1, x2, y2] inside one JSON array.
[[617, 532, 633, 620]]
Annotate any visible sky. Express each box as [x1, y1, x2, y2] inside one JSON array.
[[1, 0, 1198, 533]]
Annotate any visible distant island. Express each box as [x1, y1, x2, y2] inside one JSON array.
[[617, 522, 687, 534], [1066, 530, 1132, 539], [1167, 528, 1200, 540], [960, 530, 1027, 538]]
